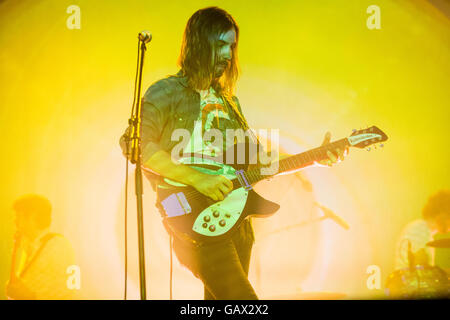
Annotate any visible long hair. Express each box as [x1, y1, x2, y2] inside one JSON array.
[[422, 189, 450, 221], [178, 7, 240, 96]]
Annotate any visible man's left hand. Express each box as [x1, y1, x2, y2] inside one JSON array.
[[317, 131, 348, 167]]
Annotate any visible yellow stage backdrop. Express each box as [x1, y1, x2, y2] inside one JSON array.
[[0, 0, 449, 299]]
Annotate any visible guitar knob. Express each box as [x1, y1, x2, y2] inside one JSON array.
[[202, 223, 208, 228], [203, 215, 211, 222], [213, 211, 220, 218], [219, 219, 226, 227], [225, 213, 231, 218], [209, 225, 216, 232]]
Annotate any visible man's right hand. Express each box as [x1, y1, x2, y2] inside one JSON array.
[[145, 150, 234, 202], [190, 174, 233, 202]]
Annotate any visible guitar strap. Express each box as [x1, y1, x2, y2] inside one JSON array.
[[221, 94, 249, 129], [222, 93, 262, 148], [19, 233, 62, 278]]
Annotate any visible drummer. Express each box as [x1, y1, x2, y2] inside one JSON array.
[[394, 189, 450, 270]]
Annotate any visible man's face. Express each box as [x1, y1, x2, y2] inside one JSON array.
[[212, 28, 236, 78], [15, 211, 37, 238], [428, 212, 450, 234]]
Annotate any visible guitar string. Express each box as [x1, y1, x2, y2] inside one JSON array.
[[179, 140, 346, 201], [181, 137, 380, 205], [164, 140, 348, 203]]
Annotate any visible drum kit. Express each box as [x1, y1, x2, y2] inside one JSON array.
[[385, 239, 450, 299], [264, 238, 450, 299], [260, 201, 449, 299]]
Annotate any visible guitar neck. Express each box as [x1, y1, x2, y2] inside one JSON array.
[[243, 138, 350, 185]]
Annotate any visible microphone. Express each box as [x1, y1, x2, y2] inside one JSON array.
[[138, 30, 152, 43], [314, 201, 350, 230]]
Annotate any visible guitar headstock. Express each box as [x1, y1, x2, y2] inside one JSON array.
[[347, 126, 388, 149]]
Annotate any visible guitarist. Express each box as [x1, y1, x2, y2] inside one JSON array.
[[120, 7, 345, 300], [6, 194, 77, 300]]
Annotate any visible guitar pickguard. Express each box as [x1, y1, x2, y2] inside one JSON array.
[[192, 187, 249, 237], [163, 159, 237, 187], [159, 159, 270, 240]]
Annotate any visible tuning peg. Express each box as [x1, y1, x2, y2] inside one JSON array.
[[366, 147, 371, 151], [352, 129, 357, 133], [380, 144, 384, 148]]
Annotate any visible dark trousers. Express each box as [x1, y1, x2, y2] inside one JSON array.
[[172, 219, 258, 300]]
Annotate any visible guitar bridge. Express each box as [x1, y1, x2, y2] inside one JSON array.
[[161, 192, 192, 217]]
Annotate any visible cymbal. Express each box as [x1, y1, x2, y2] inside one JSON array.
[[267, 291, 346, 300], [426, 238, 450, 248]]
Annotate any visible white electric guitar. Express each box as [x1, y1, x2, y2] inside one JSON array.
[[156, 126, 388, 244]]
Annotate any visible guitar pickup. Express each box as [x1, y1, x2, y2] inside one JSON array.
[[235, 170, 252, 191], [161, 192, 192, 217]]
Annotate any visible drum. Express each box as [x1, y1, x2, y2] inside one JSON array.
[[385, 265, 449, 299]]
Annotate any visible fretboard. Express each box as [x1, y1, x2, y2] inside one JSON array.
[[242, 138, 350, 186]]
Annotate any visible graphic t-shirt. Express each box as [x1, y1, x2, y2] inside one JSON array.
[[181, 87, 242, 164]]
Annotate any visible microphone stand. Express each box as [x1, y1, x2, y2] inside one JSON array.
[[126, 32, 151, 300], [260, 202, 349, 238], [254, 202, 348, 290]]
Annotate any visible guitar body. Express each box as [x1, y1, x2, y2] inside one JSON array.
[[157, 161, 280, 244]]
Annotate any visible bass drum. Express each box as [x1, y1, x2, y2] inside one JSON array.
[[385, 265, 449, 299]]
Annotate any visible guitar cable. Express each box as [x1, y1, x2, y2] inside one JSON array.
[[170, 234, 173, 300], [124, 155, 129, 300]]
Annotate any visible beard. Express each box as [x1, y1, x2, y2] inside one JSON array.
[[213, 61, 229, 78]]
